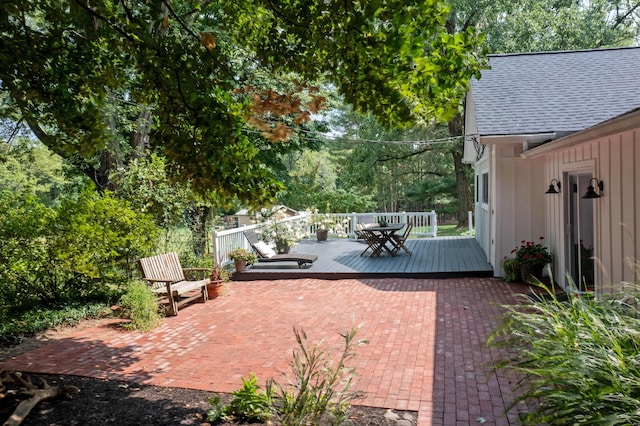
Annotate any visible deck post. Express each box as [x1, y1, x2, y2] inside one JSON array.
[[431, 210, 437, 237]]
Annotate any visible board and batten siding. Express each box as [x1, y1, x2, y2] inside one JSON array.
[[542, 124, 640, 289]]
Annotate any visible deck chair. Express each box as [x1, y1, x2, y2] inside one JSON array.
[[243, 230, 318, 268], [391, 223, 413, 255], [359, 229, 384, 257]]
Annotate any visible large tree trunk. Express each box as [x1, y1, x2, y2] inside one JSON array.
[[448, 114, 473, 229]]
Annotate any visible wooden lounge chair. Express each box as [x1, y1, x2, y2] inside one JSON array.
[[391, 223, 413, 255], [243, 230, 318, 268]]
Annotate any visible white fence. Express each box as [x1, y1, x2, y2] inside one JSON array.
[[212, 211, 438, 265]]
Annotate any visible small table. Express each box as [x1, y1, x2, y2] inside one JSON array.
[[360, 223, 405, 257]]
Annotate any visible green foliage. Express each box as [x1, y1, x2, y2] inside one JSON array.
[[0, 139, 67, 206], [501, 258, 520, 283], [0, 0, 486, 206], [227, 248, 257, 264], [475, 0, 640, 54], [0, 302, 109, 345], [112, 154, 192, 228], [208, 327, 367, 425], [119, 281, 162, 332], [489, 283, 640, 424], [0, 187, 159, 306], [207, 373, 273, 423], [271, 326, 368, 425], [510, 238, 553, 267]]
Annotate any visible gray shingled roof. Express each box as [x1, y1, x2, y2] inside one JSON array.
[[470, 47, 640, 137]]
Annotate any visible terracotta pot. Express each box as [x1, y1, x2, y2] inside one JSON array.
[[316, 229, 328, 241], [234, 259, 246, 273], [207, 280, 224, 299]]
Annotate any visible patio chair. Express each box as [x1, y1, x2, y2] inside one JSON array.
[[355, 222, 377, 239], [359, 228, 384, 257], [391, 223, 413, 256], [243, 230, 318, 268]]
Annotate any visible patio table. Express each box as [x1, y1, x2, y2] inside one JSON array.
[[360, 223, 405, 257]]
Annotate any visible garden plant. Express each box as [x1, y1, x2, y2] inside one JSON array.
[[208, 326, 368, 425], [489, 280, 640, 424]]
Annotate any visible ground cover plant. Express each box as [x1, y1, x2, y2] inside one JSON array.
[[489, 282, 640, 424]]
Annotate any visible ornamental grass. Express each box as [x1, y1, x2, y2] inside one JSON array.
[[489, 279, 640, 424]]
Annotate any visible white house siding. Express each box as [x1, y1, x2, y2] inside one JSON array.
[[493, 145, 546, 276], [541, 126, 640, 289], [474, 143, 546, 277]]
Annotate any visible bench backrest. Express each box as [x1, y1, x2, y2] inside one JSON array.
[[138, 253, 185, 289]]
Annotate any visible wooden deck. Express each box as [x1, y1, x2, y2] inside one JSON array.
[[234, 237, 493, 280]]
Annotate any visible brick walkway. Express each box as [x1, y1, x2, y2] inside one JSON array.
[[1, 278, 532, 425]]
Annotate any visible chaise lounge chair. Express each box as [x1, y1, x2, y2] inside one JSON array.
[[243, 230, 318, 268]]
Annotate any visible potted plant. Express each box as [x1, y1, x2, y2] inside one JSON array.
[[207, 263, 227, 299], [228, 248, 257, 273], [310, 210, 349, 242], [256, 206, 310, 253], [511, 237, 553, 283]]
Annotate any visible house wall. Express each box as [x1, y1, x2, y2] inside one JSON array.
[[493, 145, 546, 276], [543, 127, 640, 289], [474, 143, 546, 276]]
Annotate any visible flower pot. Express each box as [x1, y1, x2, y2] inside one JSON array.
[[234, 259, 246, 273], [207, 280, 224, 299], [316, 229, 328, 242], [520, 264, 544, 283], [276, 241, 290, 254]]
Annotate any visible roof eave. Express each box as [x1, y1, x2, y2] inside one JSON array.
[[522, 108, 640, 159]]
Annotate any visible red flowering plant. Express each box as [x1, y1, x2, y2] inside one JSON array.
[[511, 237, 553, 267]]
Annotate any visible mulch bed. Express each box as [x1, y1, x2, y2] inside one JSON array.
[[0, 373, 416, 425]]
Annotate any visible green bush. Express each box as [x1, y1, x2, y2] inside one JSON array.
[[489, 283, 640, 424], [119, 281, 162, 332], [0, 187, 159, 306], [207, 373, 273, 423]]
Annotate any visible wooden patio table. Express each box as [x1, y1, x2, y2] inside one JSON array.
[[360, 223, 405, 257]]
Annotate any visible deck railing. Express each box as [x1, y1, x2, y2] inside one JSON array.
[[212, 211, 437, 265]]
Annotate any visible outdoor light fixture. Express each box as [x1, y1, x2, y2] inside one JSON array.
[[582, 178, 604, 199], [545, 179, 561, 194]]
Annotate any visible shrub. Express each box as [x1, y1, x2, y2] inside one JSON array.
[[489, 283, 640, 424], [119, 281, 162, 332], [207, 373, 273, 423], [0, 187, 159, 306]]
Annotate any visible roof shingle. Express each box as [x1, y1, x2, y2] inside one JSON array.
[[471, 47, 640, 136]]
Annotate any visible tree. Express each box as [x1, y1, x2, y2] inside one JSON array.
[[0, 0, 485, 206]]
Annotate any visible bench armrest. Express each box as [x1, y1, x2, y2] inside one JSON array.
[[143, 277, 179, 284]]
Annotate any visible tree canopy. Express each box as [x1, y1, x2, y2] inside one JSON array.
[[0, 0, 485, 205]]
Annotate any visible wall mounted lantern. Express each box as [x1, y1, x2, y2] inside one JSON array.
[[545, 179, 561, 194], [582, 178, 604, 199]]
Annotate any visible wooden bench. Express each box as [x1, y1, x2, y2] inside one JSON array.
[[138, 252, 210, 316]]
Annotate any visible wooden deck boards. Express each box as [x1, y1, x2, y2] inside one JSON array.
[[234, 237, 493, 280]]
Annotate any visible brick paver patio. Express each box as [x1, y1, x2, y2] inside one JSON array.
[[1, 278, 532, 425]]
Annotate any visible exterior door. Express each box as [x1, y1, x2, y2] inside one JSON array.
[[565, 172, 595, 291]]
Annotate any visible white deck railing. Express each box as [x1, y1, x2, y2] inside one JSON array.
[[212, 211, 437, 265]]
